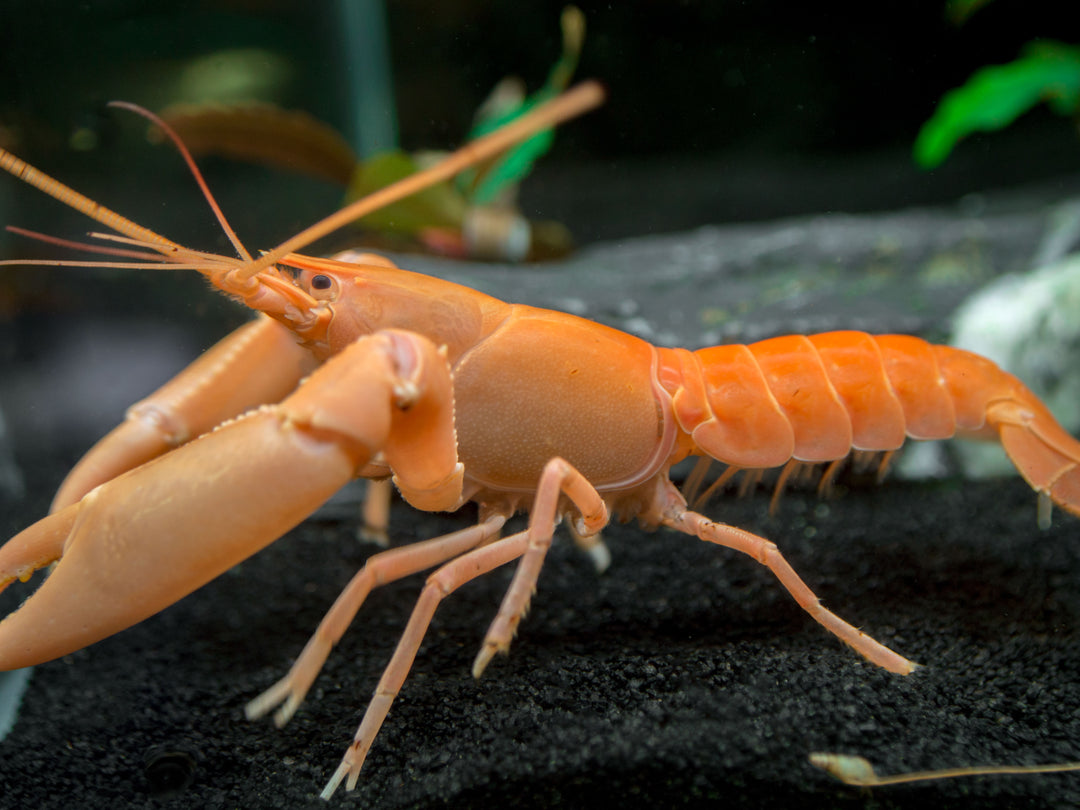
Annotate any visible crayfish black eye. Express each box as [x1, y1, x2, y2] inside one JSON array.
[[308, 273, 340, 301]]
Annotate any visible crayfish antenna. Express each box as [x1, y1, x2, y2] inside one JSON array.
[[237, 80, 606, 280], [1, 83, 605, 327], [0, 100, 254, 274], [5, 225, 168, 260], [809, 752, 1080, 786], [0, 145, 185, 259]]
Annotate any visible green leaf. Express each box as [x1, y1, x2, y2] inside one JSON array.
[[914, 40, 1080, 169], [460, 6, 585, 204], [464, 93, 558, 205], [344, 151, 466, 234]]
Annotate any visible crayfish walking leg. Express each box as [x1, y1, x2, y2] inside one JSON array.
[[473, 457, 608, 677], [245, 513, 507, 727], [321, 457, 609, 798], [664, 507, 917, 675]]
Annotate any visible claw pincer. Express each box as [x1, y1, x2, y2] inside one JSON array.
[[0, 330, 461, 671]]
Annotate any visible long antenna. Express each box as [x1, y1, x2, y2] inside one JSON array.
[[237, 80, 605, 280], [0, 81, 604, 281], [0, 147, 181, 253]]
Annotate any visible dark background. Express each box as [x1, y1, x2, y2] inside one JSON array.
[[1, 2, 1080, 808], [1, 0, 1080, 245]]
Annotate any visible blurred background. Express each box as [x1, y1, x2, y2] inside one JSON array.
[[0, 0, 1078, 244]]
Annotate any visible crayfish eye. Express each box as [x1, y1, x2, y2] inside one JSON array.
[[308, 273, 340, 301]]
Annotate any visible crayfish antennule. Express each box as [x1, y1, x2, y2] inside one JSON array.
[[107, 100, 252, 263]]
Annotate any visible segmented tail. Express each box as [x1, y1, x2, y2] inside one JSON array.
[[939, 346, 1080, 519], [660, 331, 1080, 518]]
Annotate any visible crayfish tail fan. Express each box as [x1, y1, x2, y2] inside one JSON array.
[[992, 392, 1080, 519], [932, 344, 1080, 520]]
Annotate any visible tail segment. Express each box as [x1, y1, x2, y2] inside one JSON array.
[[659, 333, 1080, 517], [934, 345, 1080, 518]]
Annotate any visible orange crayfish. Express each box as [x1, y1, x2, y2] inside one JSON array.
[[1, 81, 1079, 799]]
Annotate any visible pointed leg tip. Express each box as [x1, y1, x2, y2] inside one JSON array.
[[358, 525, 390, 547], [319, 762, 349, 801], [275, 691, 306, 728], [883, 654, 920, 676], [586, 541, 611, 573], [244, 689, 277, 721], [472, 648, 493, 679], [473, 639, 510, 678], [245, 677, 302, 725]]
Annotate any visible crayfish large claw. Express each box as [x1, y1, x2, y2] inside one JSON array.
[[0, 330, 462, 672], [50, 316, 313, 513], [0, 406, 359, 670]]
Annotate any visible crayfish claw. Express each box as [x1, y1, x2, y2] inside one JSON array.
[[0, 504, 75, 593]]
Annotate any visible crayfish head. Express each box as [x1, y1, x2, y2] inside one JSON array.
[[213, 249, 407, 357], [211, 252, 366, 352], [226, 248, 496, 363], [266, 251, 399, 357]]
